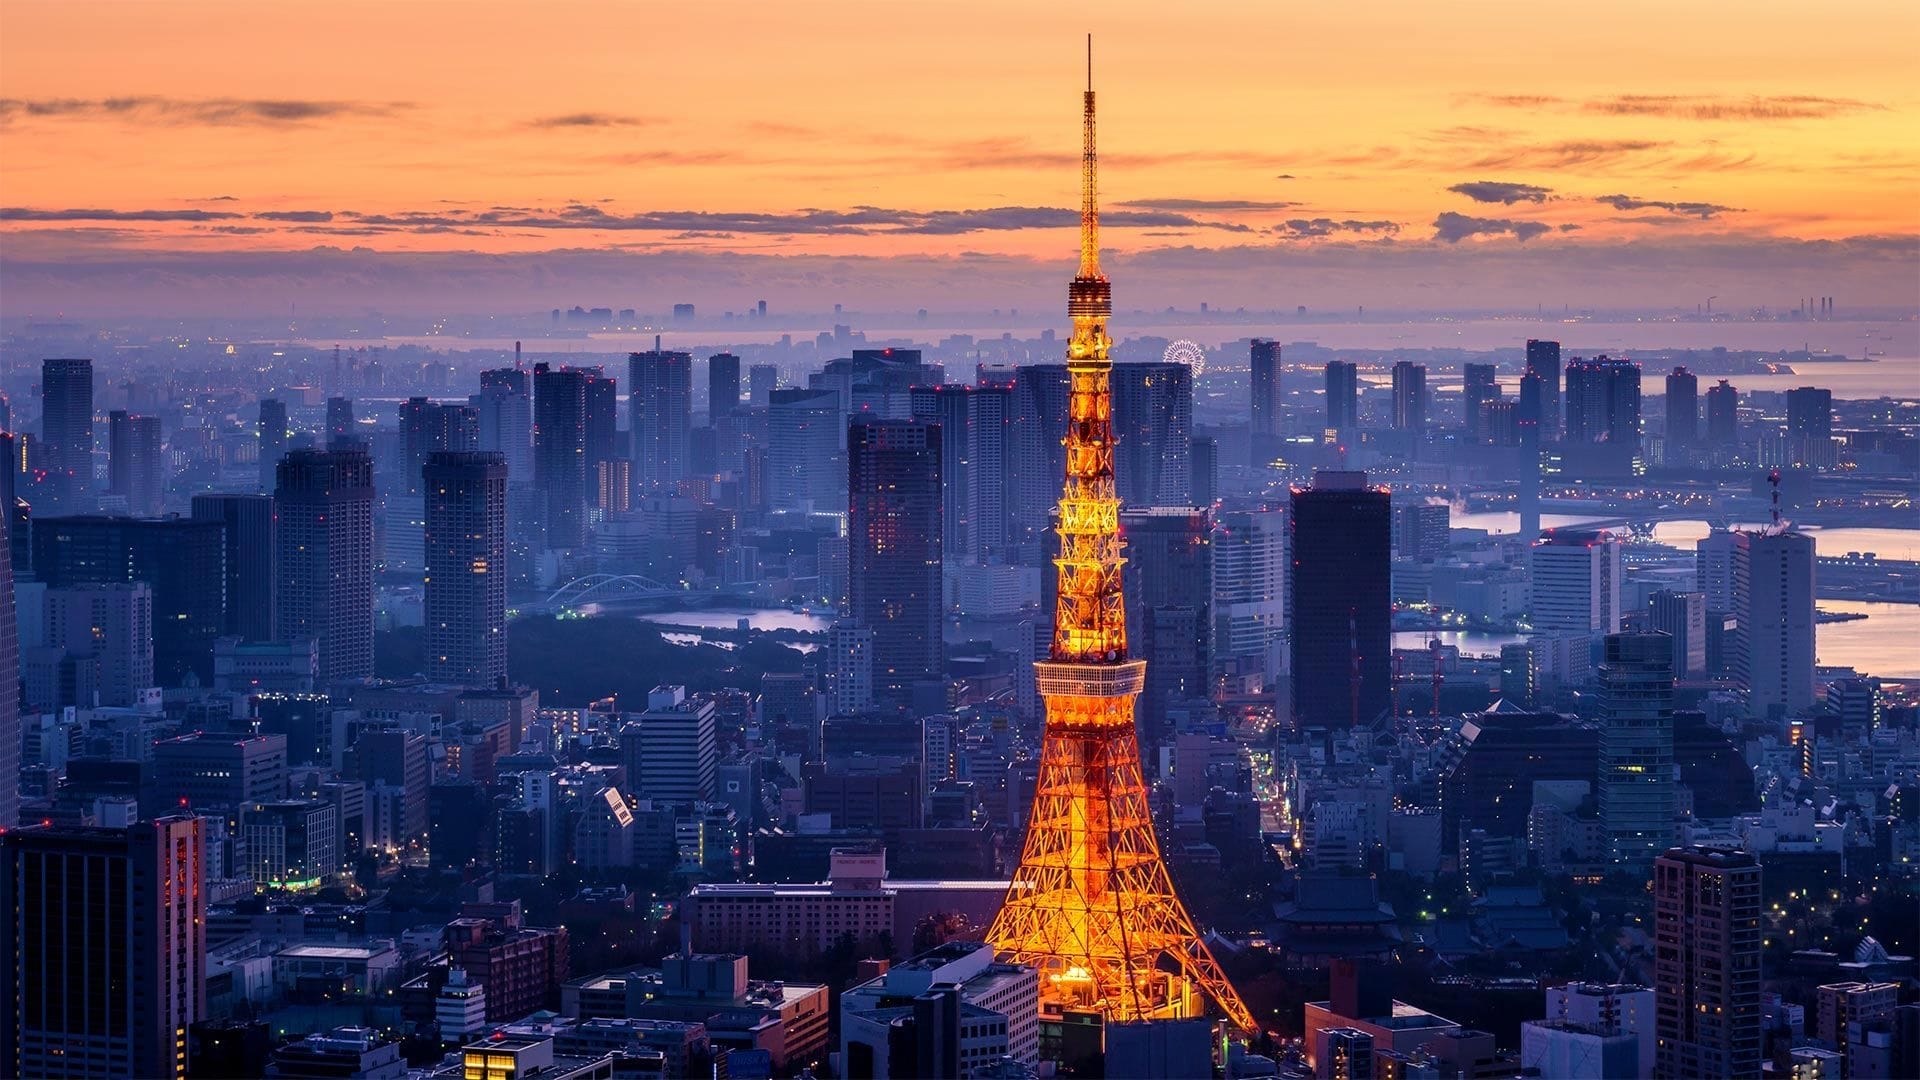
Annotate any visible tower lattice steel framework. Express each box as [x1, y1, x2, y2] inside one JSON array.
[[986, 38, 1256, 1033]]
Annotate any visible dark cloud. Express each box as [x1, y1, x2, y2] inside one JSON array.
[[254, 210, 335, 223], [528, 112, 656, 129], [1595, 193, 1741, 218], [313, 202, 1250, 236], [1274, 218, 1400, 238], [1463, 139, 1667, 169], [1432, 212, 1551, 243], [1448, 180, 1552, 205], [0, 96, 408, 126], [0, 206, 246, 222], [1471, 92, 1882, 121], [1115, 198, 1299, 211]]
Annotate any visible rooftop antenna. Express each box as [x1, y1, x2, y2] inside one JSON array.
[[515, 340, 522, 369], [1087, 32, 1093, 92]]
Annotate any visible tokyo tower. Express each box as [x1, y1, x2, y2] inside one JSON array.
[[986, 38, 1256, 1033]]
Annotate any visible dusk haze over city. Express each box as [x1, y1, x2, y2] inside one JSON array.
[[0, 3, 1916, 1079]]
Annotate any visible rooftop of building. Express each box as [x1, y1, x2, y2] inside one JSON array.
[[1310, 999, 1460, 1032]]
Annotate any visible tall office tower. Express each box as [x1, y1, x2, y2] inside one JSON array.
[[823, 621, 875, 715], [622, 686, 718, 803], [0, 501, 17, 827], [1785, 386, 1833, 441], [1390, 360, 1427, 433], [1480, 399, 1519, 445], [1120, 507, 1213, 727], [326, 396, 356, 446], [1213, 507, 1286, 679], [1324, 360, 1359, 433], [1524, 339, 1562, 440], [473, 367, 533, 480], [1189, 436, 1217, 506], [532, 363, 590, 549], [1009, 364, 1071, 543], [257, 396, 288, 492], [1563, 355, 1643, 446], [1529, 529, 1622, 635], [275, 447, 375, 683], [911, 383, 1011, 561], [191, 493, 277, 641], [748, 362, 779, 405], [43, 582, 154, 706], [630, 347, 692, 492], [1704, 380, 1739, 446], [847, 419, 943, 692], [1647, 590, 1707, 677], [768, 387, 845, 513], [31, 515, 227, 685], [347, 726, 430, 853], [424, 451, 508, 688], [240, 799, 338, 888], [1291, 471, 1392, 727], [107, 410, 163, 515], [1111, 362, 1192, 508], [1393, 500, 1452, 561], [707, 352, 741, 420], [583, 368, 620, 472], [988, 56, 1253, 1031], [1598, 632, 1676, 869], [1695, 527, 1748, 614], [1742, 528, 1816, 715], [0, 815, 205, 1080], [1249, 338, 1282, 463], [1665, 368, 1699, 447], [398, 398, 480, 495], [39, 357, 94, 511], [1462, 363, 1498, 442], [1654, 847, 1762, 1078]]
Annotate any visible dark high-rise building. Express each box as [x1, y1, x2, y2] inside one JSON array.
[[0, 494, 16, 828], [191, 493, 277, 642], [397, 397, 479, 495], [1010, 365, 1071, 543], [749, 362, 779, 405], [1324, 360, 1359, 433], [1564, 355, 1642, 446], [1524, 339, 1562, 440], [0, 816, 205, 1079], [767, 387, 845, 514], [1665, 368, 1699, 447], [1462, 363, 1498, 442], [1290, 470, 1392, 726], [257, 397, 288, 492], [1785, 386, 1833, 440], [347, 725, 430, 854], [1598, 632, 1676, 870], [848, 419, 943, 693], [275, 447, 375, 683], [532, 363, 590, 549], [1705, 380, 1739, 446], [910, 383, 1011, 561], [325, 396, 356, 447], [31, 515, 227, 684], [1390, 361, 1427, 433], [1250, 339, 1282, 463], [473, 368, 532, 481], [708, 352, 741, 420], [1189, 436, 1217, 507], [1654, 847, 1762, 1078], [1121, 506, 1213, 728], [39, 357, 94, 512], [1111, 362, 1192, 509], [107, 410, 163, 516], [630, 348, 692, 492], [424, 451, 508, 687], [584, 367, 620, 473]]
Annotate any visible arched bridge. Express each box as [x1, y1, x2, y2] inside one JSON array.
[[538, 574, 685, 611]]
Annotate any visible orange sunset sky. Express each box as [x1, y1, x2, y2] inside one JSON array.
[[1, 0, 1916, 315]]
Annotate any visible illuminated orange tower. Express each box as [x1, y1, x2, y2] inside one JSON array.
[[987, 38, 1255, 1033]]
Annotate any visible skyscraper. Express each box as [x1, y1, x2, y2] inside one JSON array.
[[1120, 506, 1213, 725], [1598, 632, 1676, 869], [988, 52, 1251, 1030], [107, 410, 163, 515], [192, 493, 277, 642], [42, 582, 154, 706], [424, 451, 508, 688], [0, 498, 18, 827], [1529, 530, 1622, 635], [1390, 361, 1427, 433], [1462, 363, 1497, 442], [1742, 528, 1816, 715], [1647, 590, 1707, 677], [1290, 471, 1392, 726], [1654, 847, 1762, 1078], [748, 362, 779, 405], [1250, 339, 1282, 463], [1324, 360, 1359, 433], [275, 447, 375, 683], [257, 396, 288, 492], [583, 368, 620, 474], [1111, 362, 1193, 508], [1564, 355, 1642, 446], [1524, 339, 1562, 440], [398, 398, 479, 495], [708, 352, 741, 420], [473, 367, 532, 481], [1785, 386, 1833, 441], [1212, 508, 1286, 673], [1009, 364, 1071, 543], [847, 418, 943, 692], [1665, 368, 1699, 447], [31, 515, 227, 684], [532, 363, 589, 549], [1705, 380, 1739, 446], [1, 816, 206, 1080], [911, 383, 1011, 562], [623, 686, 718, 803], [630, 347, 692, 493], [768, 388, 845, 514], [326, 395, 356, 447], [39, 357, 94, 512]]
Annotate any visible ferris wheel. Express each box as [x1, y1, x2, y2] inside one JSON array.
[[1162, 339, 1206, 379]]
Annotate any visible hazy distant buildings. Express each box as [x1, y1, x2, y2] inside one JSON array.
[[1462, 363, 1497, 442], [848, 419, 943, 693], [1598, 633, 1676, 870], [275, 447, 375, 683], [1291, 471, 1391, 726], [424, 451, 508, 687], [1564, 355, 1642, 446], [107, 410, 163, 515], [631, 348, 693, 493]]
